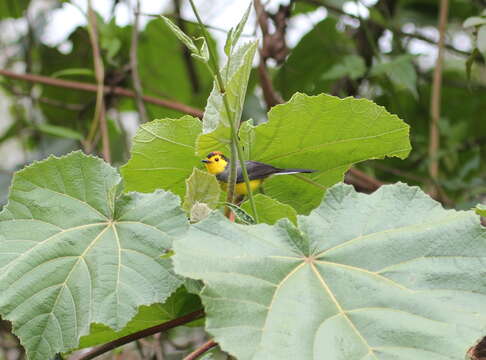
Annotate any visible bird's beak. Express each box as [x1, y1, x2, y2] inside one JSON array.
[[201, 159, 210, 164]]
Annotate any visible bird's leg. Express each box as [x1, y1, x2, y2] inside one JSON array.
[[259, 186, 266, 195]]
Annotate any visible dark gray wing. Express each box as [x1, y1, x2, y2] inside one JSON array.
[[216, 161, 279, 182], [237, 161, 279, 182]]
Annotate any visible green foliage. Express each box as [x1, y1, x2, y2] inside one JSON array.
[[0, 152, 187, 360], [274, 18, 353, 99], [322, 55, 366, 81], [1, 2, 486, 359], [38, 28, 95, 127], [242, 194, 297, 225], [137, 19, 216, 118], [371, 55, 418, 98], [248, 93, 411, 213], [174, 183, 486, 360], [183, 168, 221, 212], [121, 115, 202, 197], [0, 0, 30, 19]]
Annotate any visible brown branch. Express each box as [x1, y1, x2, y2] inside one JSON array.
[[183, 340, 218, 360], [0, 69, 204, 118], [86, 0, 110, 162], [71, 309, 204, 360], [130, 0, 149, 123], [173, 0, 200, 93], [253, 0, 283, 110], [428, 0, 449, 197], [254, 0, 269, 35], [257, 54, 283, 109]]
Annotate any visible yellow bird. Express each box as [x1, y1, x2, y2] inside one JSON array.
[[202, 151, 316, 196]]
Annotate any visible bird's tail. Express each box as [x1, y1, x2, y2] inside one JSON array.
[[274, 168, 316, 175]]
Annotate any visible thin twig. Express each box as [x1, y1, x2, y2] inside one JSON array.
[[188, 0, 260, 222], [183, 340, 217, 360], [86, 0, 110, 162], [130, 0, 149, 123], [0, 69, 204, 118], [173, 0, 200, 93], [71, 309, 204, 360], [428, 0, 449, 197]]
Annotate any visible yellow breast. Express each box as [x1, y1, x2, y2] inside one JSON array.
[[220, 179, 264, 195]]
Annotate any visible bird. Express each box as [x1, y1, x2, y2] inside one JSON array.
[[202, 151, 316, 196]]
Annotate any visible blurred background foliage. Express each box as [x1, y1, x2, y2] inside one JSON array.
[[0, 0, 485, 359]]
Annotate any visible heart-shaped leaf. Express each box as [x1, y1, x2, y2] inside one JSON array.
[[0, 151, 188, 360], [249, 93, 411, 213], [174, 183, 485, 360]]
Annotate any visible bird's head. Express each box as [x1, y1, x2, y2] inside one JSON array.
[[202, 151, 229, 175]]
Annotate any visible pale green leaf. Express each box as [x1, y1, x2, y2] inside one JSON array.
[[196, 41, 258, 156], [160, 16, 199, 54], [121, 116, 202, 197], [477, 25, 486, 56], [463, 16, 486, 28], [232, 3, 252, 49], [224, 27, 234, 56], [241, 194, 297, 225], [183, 168, 221, 212], [249, 93, 411, 213], [0, 151, 187, 360], [174, 183, 486, 360], [78, 287, 201, 349]]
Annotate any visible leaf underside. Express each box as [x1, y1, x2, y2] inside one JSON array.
[[174, 182, 486, 360], [0, 151, 188, 360]]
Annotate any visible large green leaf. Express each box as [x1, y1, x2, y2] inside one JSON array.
[[0, 151, 188, 360], [196, 41, 258, 156], [249, 93, 411, 213], [121, 115, 202, 197], [174, 183, 486, 360]]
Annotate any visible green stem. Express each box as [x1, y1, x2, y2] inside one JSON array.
[[188, 0, 259, 222]]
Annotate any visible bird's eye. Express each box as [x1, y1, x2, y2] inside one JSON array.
[[215, 158, 220, 162]]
